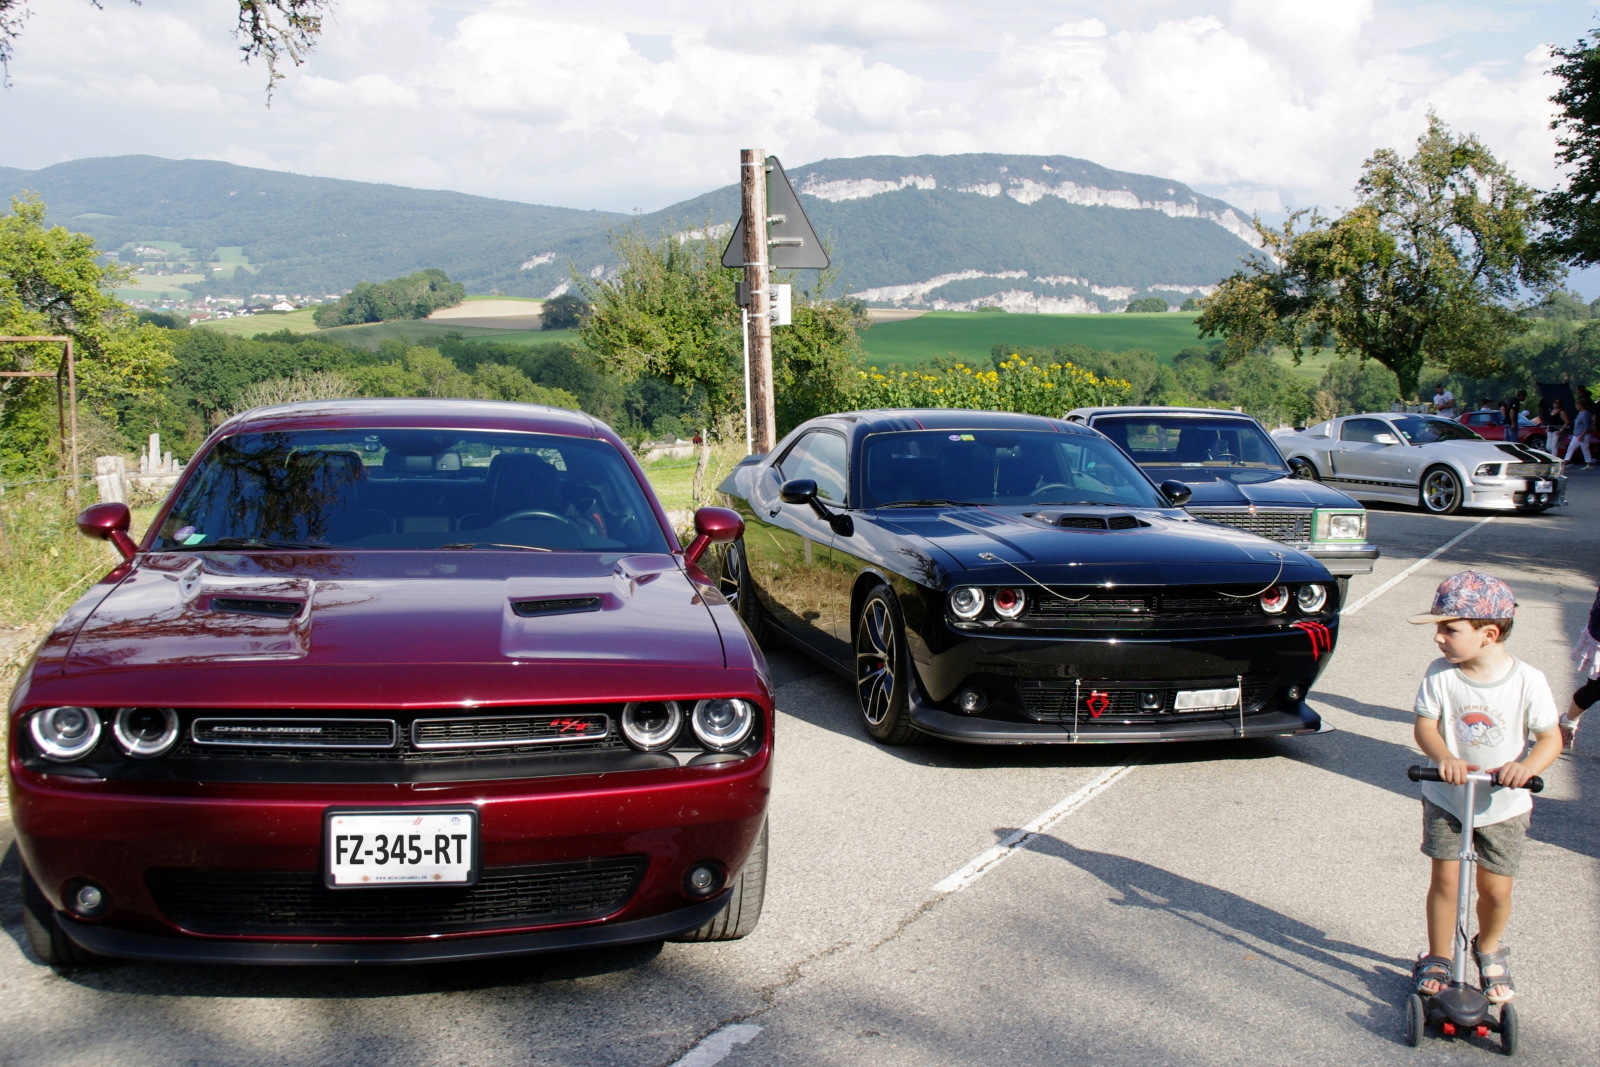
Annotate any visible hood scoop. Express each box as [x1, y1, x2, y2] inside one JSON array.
[[1026, 511, 1150, 531], [207, 596, 306, 619], [511, 595, 604, 618]]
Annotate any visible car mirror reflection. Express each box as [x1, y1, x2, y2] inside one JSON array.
[[1159, 479, 1192, 506]]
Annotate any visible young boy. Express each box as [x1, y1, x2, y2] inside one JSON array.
[[1409, 570, 1563, 1004]]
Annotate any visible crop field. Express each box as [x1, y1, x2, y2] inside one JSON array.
[[114, 272, 206, 301], [196, 308, 320, 336], [857, 311, 1210, 367], [194, 312, 579, 348]]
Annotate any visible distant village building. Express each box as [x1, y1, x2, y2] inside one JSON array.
[[271, 301, 296, 312]]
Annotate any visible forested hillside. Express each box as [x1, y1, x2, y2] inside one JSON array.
[[1, 153, 1261, 310]]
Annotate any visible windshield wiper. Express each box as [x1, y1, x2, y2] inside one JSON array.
[[193, 537, 332, 550], [1032, 500, 1129, 507], [439, 542, 554, 552], [876, 499, 982, 508]]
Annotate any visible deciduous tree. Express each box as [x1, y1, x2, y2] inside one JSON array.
[[1197, 116, 1559, 398]]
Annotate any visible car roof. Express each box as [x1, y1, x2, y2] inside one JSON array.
[[1067, 406, 1262, 421], [821, 408, 1096, 437], [214, 398, 606, 440]]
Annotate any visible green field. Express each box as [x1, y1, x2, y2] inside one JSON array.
[[195, 312, 577, 348], [858, 311, 1210, 367], [113, 272, 207, 301]]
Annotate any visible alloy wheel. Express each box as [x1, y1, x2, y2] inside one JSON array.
[[856, 598, 897, 727]]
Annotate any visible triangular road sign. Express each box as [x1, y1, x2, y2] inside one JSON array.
[[721, 156, 831, 269]]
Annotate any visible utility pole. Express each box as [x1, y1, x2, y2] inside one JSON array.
[[740, 149, 776, 454]]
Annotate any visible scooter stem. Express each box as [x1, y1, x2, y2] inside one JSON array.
[[1453, 774, 1479, 987]]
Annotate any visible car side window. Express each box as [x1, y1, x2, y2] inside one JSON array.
[[1341, 418, 1390, 444], [778, 431, 848, 503]]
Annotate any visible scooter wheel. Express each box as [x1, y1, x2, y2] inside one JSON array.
[[1499, 1002, 1518, 1056], [1406, 993, 1427, 1048]]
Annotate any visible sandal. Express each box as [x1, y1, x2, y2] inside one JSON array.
[[1412, 954, 1451, 996], [1472, 937, 1516, 1004]]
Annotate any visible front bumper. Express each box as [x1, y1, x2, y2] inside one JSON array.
[[53, 892, 733, 965], [1465, 474, 1568, 511], [1302, 543, 1378, 577]]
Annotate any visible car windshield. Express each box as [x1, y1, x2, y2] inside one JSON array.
[[1091, 415, 1288, 485], [860, 428, 1166, 509], [1390, 415, 1482, 444], [151, 428, 672, 553]]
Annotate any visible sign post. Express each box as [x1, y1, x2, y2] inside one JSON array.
[[725, 154, 830, 456]]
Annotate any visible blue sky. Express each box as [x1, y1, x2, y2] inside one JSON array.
[[2, 1, 1597, 288]]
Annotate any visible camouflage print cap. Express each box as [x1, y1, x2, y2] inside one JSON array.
[[1408, 570, 1518, 624]]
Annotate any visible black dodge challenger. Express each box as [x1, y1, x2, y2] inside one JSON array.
[[715, 409, 1338, 745]]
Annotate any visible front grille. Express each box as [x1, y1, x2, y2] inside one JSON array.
[[1019, 676, 1278, 724], [1505, 462, 1558, 478], [177, 708, 624, 761], [1022, 588, 1261, 627], [148, 857, 647, 936], [1190, 508, 1312, 543]]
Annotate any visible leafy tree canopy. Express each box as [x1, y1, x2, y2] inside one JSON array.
[[313, 268, 465, 328], [1, 194, 173, 476], [1124, 297, 1169, 313], [1197, 115, 1561, 398], [541, 292, 588, 331], [0, 0, 331, 93], [1545, 26, 1600, 265]]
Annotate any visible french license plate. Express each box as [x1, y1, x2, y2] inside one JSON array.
[[1175, 687, 1240, 711], [1534, 479, 1554, 493], [324, 808, 478, 888]]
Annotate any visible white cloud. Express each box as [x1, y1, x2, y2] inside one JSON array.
[[0, 0, 1577, 218]]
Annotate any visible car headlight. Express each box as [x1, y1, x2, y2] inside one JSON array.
[[949, 586, 985, 620], [620, 701, 683, 751], [1296, 583, 1329, 614], [1474, 463, 1504, 478], [1313, 509, 1366, 541], [1260, 585, 1289, 614], [992, 587, 1025, 619], [112, 706, 180, 758], [691, 698, 756, 751], [30, 706, 102, 761]]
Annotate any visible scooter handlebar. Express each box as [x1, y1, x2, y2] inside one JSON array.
[[1407, 765, 1544, 793]]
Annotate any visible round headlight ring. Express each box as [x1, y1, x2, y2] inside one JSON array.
[[691, 698, 756, 751], [992, 587, 1025, 619], [1295, 583, 1329, 614], [1259, 585, 1290, 615], [112, 706, 180, 758], [30, 706, 103, 762], [620, 701, 683, 752], [949, 586, 985, 620]]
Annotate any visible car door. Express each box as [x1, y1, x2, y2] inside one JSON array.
[[1329, 417, 1411, 494], [744, 429, 853, 662]]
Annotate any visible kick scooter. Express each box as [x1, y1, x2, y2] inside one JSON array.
[[1405, 765, 1544, 1056]]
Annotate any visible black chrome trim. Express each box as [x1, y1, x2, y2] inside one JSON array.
[[409, 713, 613, 751], [191, 717, 399, 750]]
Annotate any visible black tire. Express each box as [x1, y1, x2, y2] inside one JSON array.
[[854, 586, 921, 745], [720, 540, 769, 643], [1405, 993, 1427, 1048], [1419, 466, 1464, 515], [1499, 1002, 1518, 1056], [671, 819, 767, 942], [1289, 456, 1321, 481], [21, 867, 100, 967]]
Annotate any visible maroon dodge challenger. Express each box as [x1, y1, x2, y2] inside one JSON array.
[[8, 399, 770, 965]]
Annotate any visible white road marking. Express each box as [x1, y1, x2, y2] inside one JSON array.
[[933, 755, 1148, 894], [1342, 516, 1496, 616], [669, 1024, 763, 1067]]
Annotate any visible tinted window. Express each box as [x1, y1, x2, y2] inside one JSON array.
[[860, 429, 1164, 508], [152, 429, 671, 553], [1341, 418, 1392, 444], [1391, 415, 1482, 444], [1094, 415, 1287, 485], [779, 431, 848, 502]]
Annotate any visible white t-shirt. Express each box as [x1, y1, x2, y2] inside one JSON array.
[[1414, 657, 1558, 826], [1433, 389, 1454, 414]]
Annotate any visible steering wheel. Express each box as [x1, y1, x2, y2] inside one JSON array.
[[1032, 482, 1078, 498], [497, 509, 576, 526], [1208, 450, 1238, 463]]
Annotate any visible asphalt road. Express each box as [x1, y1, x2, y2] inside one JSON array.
[[3, 480, 1597, 1067]]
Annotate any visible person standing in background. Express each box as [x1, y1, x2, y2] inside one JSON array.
[[1433, 384, 1456, 418], [1563, 397, 1594, 468]]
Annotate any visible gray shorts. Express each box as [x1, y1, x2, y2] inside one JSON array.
[[1421, 798, 1529, 877]]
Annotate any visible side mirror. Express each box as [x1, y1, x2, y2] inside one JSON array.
[[77, 502, 138, 562], [1159, 480, 1192, 506], [1373, 432, 1401, 446], [684, 506, 744, 565], [779, 478, 817, 505]]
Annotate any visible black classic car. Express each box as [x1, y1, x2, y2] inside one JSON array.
[[1065, 407, 1378, 594], [715, 409, 1339, 745]]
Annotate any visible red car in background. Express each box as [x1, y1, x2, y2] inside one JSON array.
[[1456, 409, 1563, 451], [9, 399, 770, 965]]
